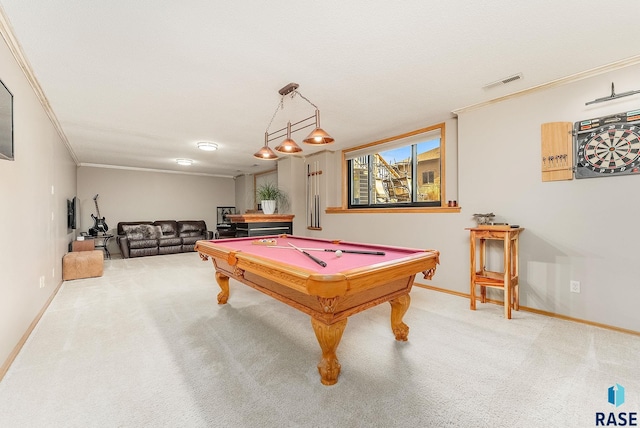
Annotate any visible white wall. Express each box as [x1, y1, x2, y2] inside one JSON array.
[[77, 166, 235, 255], [457, 63, 640, 332], [0, 31, 77, 370], [277, 155, 312, 234], [282, 68, 639, 332], [234, 174, 253, 214]]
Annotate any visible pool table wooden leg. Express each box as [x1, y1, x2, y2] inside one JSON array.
[[215, 272, 230, 304], [389, 294, 410, 341], [311, 317, 347, 386]]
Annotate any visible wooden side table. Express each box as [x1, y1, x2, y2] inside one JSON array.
[[467, 226, 524, 319]]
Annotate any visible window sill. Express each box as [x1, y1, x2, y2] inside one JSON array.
[[326, 206, 462, 214]]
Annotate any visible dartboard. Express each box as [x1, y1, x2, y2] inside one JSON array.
[[576, 123, 640, 178]]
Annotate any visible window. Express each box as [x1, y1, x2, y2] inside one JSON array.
[[423, 171, 435, 184], [345, 124, 444, 209]]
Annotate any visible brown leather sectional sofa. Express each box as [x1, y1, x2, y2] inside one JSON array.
[[116, 220, 213, 258]]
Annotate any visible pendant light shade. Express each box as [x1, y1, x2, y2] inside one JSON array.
[[253, 132, 279, 160], [275, 122, 302, 153], [303, 110, 334, 145]]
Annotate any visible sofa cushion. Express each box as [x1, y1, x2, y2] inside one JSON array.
[[159, 237, 182, 247], [153, 220, 179, 238], [181, 236, 203, 246], [122, 224, 162, 240], [178, 220, 207, 237], [121, 225, 144, 240], [159, 245, 182, 255], [129, 247, 159, 258], [129, 238, 160, 249], [117, 221, 152, 236]]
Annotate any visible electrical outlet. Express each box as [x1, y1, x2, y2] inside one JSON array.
[[39, 276, 45, 288], [570, 280, 580, 293]]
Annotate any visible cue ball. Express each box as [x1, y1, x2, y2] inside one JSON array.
[[335, 250, 343, 258]]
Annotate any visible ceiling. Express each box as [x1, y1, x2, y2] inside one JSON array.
[[1, 1, 639, 177]]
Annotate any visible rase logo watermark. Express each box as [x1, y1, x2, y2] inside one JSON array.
[[596, 384, 637, 426], [610, 384, 626, 408]]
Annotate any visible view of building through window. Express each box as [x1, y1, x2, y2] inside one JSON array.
[[348, 129, 442, 208]]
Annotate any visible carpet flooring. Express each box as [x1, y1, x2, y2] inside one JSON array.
[[0, 252, 638, 427]]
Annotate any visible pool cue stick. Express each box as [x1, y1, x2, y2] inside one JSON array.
[[311, 163, 315, 227], [268, 245, 386, 255], [288, 242, 327, 267], [323, 249, 385, 255], [311, 163, 315, 228], [313, 161, 316, 228], [317, 161, 320, 227], [307, 163, 310, 228], [315, 161, 320, 228]]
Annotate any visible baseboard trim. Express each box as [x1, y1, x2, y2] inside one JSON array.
[[0, 280, 64, 382], [414, 283, 640, 337]]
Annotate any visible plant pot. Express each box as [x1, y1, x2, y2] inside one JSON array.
[[261, 200, 276, 215]]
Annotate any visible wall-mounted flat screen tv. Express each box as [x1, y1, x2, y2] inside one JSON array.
[[0, 79, 13, 161], [67, 197, 79, 230]]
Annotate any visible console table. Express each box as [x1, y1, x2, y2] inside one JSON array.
[[85, 234, 113, 259], [467, 225, 524, 319], [226, 214, 294, 237]]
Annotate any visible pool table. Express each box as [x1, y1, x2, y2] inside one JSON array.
[[195, 235, 439, 385]]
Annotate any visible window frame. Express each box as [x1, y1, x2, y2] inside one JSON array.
[[329, 122, 458, 214]]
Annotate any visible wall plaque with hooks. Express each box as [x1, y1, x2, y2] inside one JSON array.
[[541, 122, 573, 182]]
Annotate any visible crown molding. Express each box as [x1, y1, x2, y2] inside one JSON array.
[[452, 54, 640, 115], [78, 163, 236, 179], [0, 5, 79, 164]]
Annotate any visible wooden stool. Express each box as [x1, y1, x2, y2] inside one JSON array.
[[63, 250, 104, 280], [467, 226, 524, 319]]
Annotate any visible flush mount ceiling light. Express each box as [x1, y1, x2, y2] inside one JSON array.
[[176, 158, 193, 166], [197, 142, 218, 151], [254, 82, 334, 160]]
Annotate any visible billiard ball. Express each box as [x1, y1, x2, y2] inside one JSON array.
[[335, 250, 343, 258]]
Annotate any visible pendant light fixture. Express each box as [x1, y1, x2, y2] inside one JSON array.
[[303, 110, 334, 145], [253, 132, 279, 160], [275, 122, 302, 153], [254, 82, 333, 160]]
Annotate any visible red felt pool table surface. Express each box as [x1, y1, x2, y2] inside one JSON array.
[[195, 234, 439, 385], [211, 235, 428, 274]]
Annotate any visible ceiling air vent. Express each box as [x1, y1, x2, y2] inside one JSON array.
[[483, 73, 523, 90]]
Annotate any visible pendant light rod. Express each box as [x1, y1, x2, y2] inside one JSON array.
[[265, 113, 317, 143]]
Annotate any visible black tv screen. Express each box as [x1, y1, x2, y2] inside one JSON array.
[[0, 79, 13, 161], [67, 197, 79, 230]]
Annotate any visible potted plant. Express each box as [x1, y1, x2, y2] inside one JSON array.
[[256, 182, 289, 214]]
